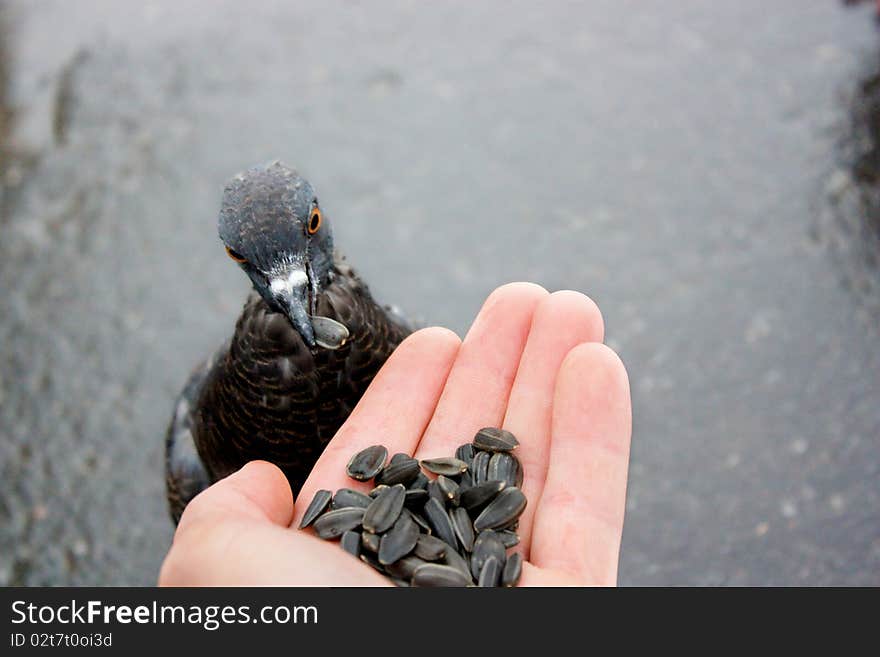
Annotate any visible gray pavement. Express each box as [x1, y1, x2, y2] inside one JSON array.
[[0, 0, 878, 586]]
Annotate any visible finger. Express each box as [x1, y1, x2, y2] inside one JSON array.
[[162, 461, 389, 585], [518, 561, 587, 587], [292, 327, 461, 527], [164, 464, 389, 586], [529, 343, 632, 585], [174, 460, 294, 539], [501, 291, 604, 556], [161, 521, 391, 586], [414, 282, 548, 460]]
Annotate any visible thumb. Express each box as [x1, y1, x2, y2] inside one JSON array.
[[174, 460, 294, 538]]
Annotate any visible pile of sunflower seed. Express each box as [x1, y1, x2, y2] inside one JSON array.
[[299, 427, 526, 587]]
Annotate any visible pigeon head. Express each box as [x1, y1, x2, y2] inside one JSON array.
[[218, 161, 335, 348]]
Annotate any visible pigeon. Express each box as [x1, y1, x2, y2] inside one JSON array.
[[165, 161, 413, 524]]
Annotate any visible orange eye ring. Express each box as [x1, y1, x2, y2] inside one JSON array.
[[226, 246, 247, 263], [307, 207, 322, 235]]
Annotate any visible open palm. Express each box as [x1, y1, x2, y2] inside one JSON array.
[[160, 283, 632, 586]]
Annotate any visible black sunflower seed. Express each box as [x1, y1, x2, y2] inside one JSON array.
[[384, 555, 428, 580], [427, 479, 446, 506], [470, 529, 506, 579], [402, 508, 432, 535], [369, 484, 389, 498], [498, 529, 520, 548], [423, 497, 458, 550], [473, 487, 527, 533], [455, 443, 476, 468], [404, 488, 429, 508], [478, 556, 502, 587], [341, 530, 361, 557], [375, 457, 421, 486], [359, 552, 385, 573], [301, 430, 526, 587], [458, 471, 474, 490], [459, 480, 506, 513], [501, 552, 523, 587], [436, 475, 460, 505], [471, 450, 491, 486], [442, 546, 473, 582], [298, 489, 332, 529], [363, 483, 406, 534], [449, 506, 475, 552], [487, 452, 523, 488], [313, 507, 365, 540], [332, 488, 372, 509], [412, 564, 471, 588], [361, 531, 380, 554], [473, 427, 519, 453], [378, 514, 420, 565], [346, 445, 388, 481], [420, 457, 469, 477], [408, 472, 429, 491], [414, 535, 448, 561]]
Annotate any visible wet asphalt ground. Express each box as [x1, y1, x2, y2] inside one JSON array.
[[0, 1, 878, 586]]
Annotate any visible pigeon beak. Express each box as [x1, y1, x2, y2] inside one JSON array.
[[270, 267, 316, 348]]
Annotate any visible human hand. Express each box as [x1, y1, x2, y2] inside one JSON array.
[[159, 283, 632, 586]]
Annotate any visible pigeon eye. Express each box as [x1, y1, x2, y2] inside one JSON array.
[[226, 246, 247, 263], [307, 207, 322, 235]]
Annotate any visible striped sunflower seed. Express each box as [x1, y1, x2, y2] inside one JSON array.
[[459, 480, 506, 512], [487, 452, 523, 488], [374, 457, 421, 486], [455, 443, 475, 468], [363, 483, 406, 534], [384, 555, 428, 580], [359, 552, 385, 573], [302, 430, 526, 586], [412, 564, 471, 588], [408, 472, 429, 491], [341, 530, 361, 557], [471, 450, 491, 486], [369, 484, 389, 498], [478, 556, 502, 587], [420, 457, 469, 477], [423, 497, 459, 550], [501, 552, 523, 587], [470, 529, 506, 579], [449, 506, 475, 553], [473, 487, 527, 533], [498, 529, 520, 548], [414, 535, 448, 561], [332, 488, 372, 509], [361, 531, 380, 554], [313, 507, 365, 540], [310, 316, 350, 350], [436, 475, 460, 505], [298, 489, 332, 529], [473, 427, 519, 452], [442, 545, 473, 580], [346, 445, 388, 481], [427, 479, 445, 506], [404, 488, 429, 508], [402, 508, 433, 535], [378, 514, 420, 565]]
